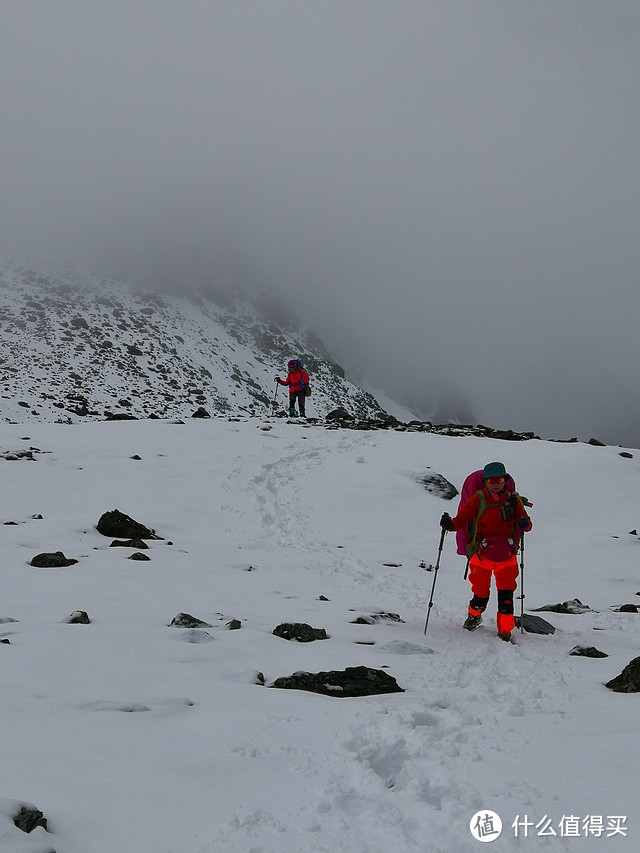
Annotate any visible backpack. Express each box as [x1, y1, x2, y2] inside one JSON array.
[[455, 469, 517, 556]]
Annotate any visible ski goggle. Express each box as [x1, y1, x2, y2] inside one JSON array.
[[486, 476, 505, 485]]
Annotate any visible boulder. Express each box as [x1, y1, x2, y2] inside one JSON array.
[[13, 805, 48, 834], [514, 614, 556, 634], [569, 645, 608, 658], [96, 509, 160, 540], [169, 613, 212, 629], [605, 657, 640, 693], [271, 666, 404, 697], [273, 623, 328, 642], [419, 471, 459, 500], [64, 610, 90, 624], [30, 551, 77, 568]]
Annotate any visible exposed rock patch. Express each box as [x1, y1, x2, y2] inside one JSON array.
[[531, 598, 593, 614], [514, 614, 556, 634], [30, 551, 77, 568], [569, 646, 608, 658], [418, 470, 459, 500], [271, 666, 404, 697], [64, 610, 90, 624], [96, 509, 161, 540], [273, 623, 328, 642], [169, 612, 213, 628], [605, 657, 640, 693]]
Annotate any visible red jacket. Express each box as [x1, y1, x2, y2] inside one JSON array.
[[451, 487, 532, 561], [278, 368, 309, 393]]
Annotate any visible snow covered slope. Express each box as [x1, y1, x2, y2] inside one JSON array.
[[0, 260, 386, 423]]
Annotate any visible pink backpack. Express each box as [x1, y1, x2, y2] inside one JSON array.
[[455, 469, 517, 555]]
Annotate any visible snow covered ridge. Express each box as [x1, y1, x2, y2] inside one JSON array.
[[0, 260, 385, 423]]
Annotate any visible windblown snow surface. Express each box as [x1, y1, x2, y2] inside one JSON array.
[[1, 416, 639, 852]]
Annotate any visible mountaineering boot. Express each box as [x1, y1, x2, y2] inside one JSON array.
[[498, 630, 512, 642], [289, 408, 296, 417], [463, 613, 483, 631]]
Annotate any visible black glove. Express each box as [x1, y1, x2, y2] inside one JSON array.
[[518, 517, 530, 530], [440, 512, 453, 531], [275, 376, 281, 382]]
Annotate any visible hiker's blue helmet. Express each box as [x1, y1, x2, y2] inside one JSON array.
[[288, 359, 302, 368], [482, 462, 508, 480]]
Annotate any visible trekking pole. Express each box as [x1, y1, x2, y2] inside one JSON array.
[[463, 556, 470, 580], [272, 379, 279, 408], [424, 528, 446, 634], [518, 532, 525, 633]]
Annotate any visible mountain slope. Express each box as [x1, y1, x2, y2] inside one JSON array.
[[0, 261, 387, 423]]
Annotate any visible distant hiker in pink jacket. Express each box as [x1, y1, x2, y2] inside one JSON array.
[[276, 360, 310, 418]]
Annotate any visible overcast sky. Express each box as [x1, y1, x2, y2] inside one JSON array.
[[2, 1, 639, 445]]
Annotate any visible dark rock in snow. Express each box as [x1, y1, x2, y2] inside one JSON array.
[[514, 614, 556, 635], [226, 619, 242, 630], [419, 470, 459, 500], [569, 645, 608, 658], [531, 598, 593, 614], [605, 657, 640, 693], [109, 537, 149, 549], [273, 623, 328, 642], [128, 552, 150, 561], [350, 612, 405, 625], [169, 612, 213, 628], [96, 509, 160, 540], [325, 406, 355, 421], [13, 805, 48, 834], [64, 610, 90, 624], [612, 604, 639, 613], [30, 551, 78, 568], [191, 406, 211, 418], [271, 666, 404, 697]]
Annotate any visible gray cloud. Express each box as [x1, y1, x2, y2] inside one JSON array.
[[2, 1, 639, 445]]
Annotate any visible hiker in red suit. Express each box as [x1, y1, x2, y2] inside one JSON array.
[[276, 360, 310, 418], [440, 462, 532, 641]]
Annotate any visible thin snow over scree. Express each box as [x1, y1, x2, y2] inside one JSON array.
[[0, 261, 385, 424], [1, 416, 639, 852]]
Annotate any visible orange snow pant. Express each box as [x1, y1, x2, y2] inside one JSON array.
[[467, 555, 518, 635]]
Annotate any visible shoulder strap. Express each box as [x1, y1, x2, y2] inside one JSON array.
[[466, 491, 487, 555]]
